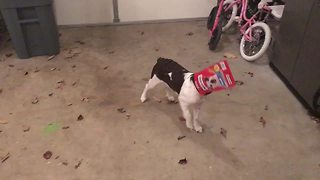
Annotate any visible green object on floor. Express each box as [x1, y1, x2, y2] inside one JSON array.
[[44, 122, 60, 134]]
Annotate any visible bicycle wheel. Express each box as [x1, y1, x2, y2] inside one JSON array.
[[221, 0, 238, 32], [207, 6, 218, 30], [208, 22, 223, 51], [240, 22, 271, 61]]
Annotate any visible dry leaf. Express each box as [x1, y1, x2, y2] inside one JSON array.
[[62, 126, 70, 129], [1, 152, 10, 163], [32, 97, 39, 104], [63, 48, 82, 59], [47, 55, 56, 61], [223, 52, 237, 59], [23, 126, 30, 132], [246, 72, 254, 77], [50, 67, 56, 71], [178, 158, 187, 165], [117, 108, 126, 113], [5, 53, 13, 58], [235, 80, 244, 86], [81, 97, 89, 102], [67, 103, 73, 106], [75, 40, 85, 45], [77, 115, 84, 121], [259, 117, 266, 128], [103, 66, 109, 70], [75, 159, 83, 169], [220, 128, 227, 138], [57, 80, 65, 84], [43, 151, 52, 160], [177, 136, 186, 140], [56, 80, 65, 89]]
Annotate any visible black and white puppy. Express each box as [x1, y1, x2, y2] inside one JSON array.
[[141, 57, 220, 133]]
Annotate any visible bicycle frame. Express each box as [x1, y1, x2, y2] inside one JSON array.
[[222, 0, 271, 41], [209, 0, 225, 36]]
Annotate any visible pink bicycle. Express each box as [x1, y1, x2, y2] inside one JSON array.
[[208, 0, 284, 61]]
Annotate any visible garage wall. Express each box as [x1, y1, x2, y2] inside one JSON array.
[[53, 0, 113, 25], [119, 0, 214, 22], [53, 0, 215, 25]]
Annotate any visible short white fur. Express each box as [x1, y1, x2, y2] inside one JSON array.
[[140, 73, 204, 133]]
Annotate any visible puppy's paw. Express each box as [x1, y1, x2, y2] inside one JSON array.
[[140, 96, 147, 103], [194, 125, 203, 133], [167, 96, 175, 102], [186, 121, 194, 130]]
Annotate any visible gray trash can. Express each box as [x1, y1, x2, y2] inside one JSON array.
[[0, 0, 60, 59]]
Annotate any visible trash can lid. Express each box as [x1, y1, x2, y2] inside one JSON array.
[[0, 0, 52, 9]]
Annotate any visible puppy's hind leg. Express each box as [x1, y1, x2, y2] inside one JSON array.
[[165, 88, 176, 102], [140, 75, 162, 103], [192, 103, 203, 133]]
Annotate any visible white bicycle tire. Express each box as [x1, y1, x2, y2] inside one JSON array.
[[222, 0, 238, 32], [240, 22, 271, 61]]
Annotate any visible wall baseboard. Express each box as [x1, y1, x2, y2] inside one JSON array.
[[58, 17, 207, 28]]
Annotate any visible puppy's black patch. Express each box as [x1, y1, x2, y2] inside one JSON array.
[[151, 58, 190, 94]]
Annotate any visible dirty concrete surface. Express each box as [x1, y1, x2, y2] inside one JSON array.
[[0, 21, 319, 180]]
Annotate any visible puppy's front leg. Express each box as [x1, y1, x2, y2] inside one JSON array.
[[192, 103, 203, 133], [179, 101, 194, 130]]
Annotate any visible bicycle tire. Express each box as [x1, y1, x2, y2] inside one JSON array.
[[240, 22, 271, 61], [207, 6, 218, 30], [221, 0, 238, 32], [208, 22, 223, 51]]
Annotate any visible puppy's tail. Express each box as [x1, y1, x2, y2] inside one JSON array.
[[151, 57, 166, 79], [157, 57, 165, 62]]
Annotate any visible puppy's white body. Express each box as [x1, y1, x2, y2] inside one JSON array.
[[141, 72, 204, 132]]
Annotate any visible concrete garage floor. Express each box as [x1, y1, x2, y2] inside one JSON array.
[[0, 21, 320, 180]]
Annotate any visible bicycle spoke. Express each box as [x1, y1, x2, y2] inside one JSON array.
[[243, 26, 266, 57]]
